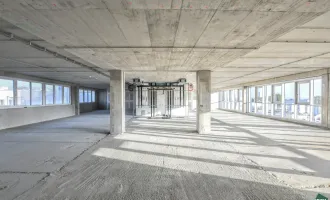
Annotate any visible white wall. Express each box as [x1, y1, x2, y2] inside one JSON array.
[[0, 105, 75, 130]]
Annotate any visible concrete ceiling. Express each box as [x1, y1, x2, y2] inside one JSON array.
[[0, 0, 330, 89]]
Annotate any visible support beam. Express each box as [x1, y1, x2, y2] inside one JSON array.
[[110, 70, 125, 134], [196, 70, 211, 134]]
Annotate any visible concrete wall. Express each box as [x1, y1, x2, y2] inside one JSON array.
[[0, 105, 75, 130], [98, 89, 109, 110], [80, 102, 98, 113]]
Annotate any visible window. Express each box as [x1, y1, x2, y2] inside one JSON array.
[[84, 90, 88, 102], [265, 85, 272, 115], [46, 84, 54, 105], [273, 85, 282, 103], [249, 87, 255, 102], [92, 91, 95, 102], [312, 79, 322, 123], [284, 82, 295, 104], [88, 90, 92, 102], [256, 87, 263, 103], [17, 81, 30, 106], [79, 89, 84, 103], [238, 89, 242, 102], [64, 86, 70, 104], [313, 79, 321, 105], [0, 79, 14, 106], [31, 82, 42, 105], [266, 85, 272, 103], [249, 87, 255, 113], [298, 82, 310, 104], [55, 85, 63, 104]]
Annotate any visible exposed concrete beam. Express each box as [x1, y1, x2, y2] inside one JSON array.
[[217, 51, 330, 85], [0, 30, 110, 78], [61, 46, 257, 50]]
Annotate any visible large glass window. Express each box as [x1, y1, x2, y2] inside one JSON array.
[[249, 87, 255, 113], [256, 87, 263, 103], [92, 91, 95, 102], [273, 85, 282, 103], [0, 79, 14, 106], [284, 83, 295, 118], [298, 82, 310, 104], [218, 76, 323, 124], [64, 86, 70, 104], [79, 89, 84, 103], [265, 85, 272, 115], [55, 85, 63, 104], [46, 84, 54, 105], [17, 81, 30, 106], [313, 79, 321, 105], [31, 82, 42, 105], [88, 90, 92, 102], [312, 79, 322, 123], [273, 85, 282, 117], [84, 90, 88, 102]]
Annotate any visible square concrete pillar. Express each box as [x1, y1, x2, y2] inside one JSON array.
[[72, 85, 80, 115], [196, 70, 211, 134], [110, 70, 125, 134]]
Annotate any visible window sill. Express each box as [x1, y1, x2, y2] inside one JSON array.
[[0, 104, 72, 110]]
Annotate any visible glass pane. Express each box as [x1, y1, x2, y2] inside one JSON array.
[[234, 90, 238, 102], [31, 82, 42, 105], [266, 85, 272, 103], [257, 87, 263, 103], [88, 90, 92, 102], [17, 81, 30, 106], [55, 85, 63, 104], [284, 82, 295, 104], [273, 85, 282, 103], [46, 85, 54, 105], [312, 106, 321, 123], [256, 103, 263, 114], [249, 102, 255, 113], [298, 82, 310, 103], [249, 87, 255, 102], [313, 79, 322, 105], [0, 79, 14, 106], [84, 90, 88, 102], [284, 104, 294, 119], [79, 89, 84, 103], [297, 105, 310, 121], [64, 87, 70, 104], [92, 91, 95, 102], [238, 89, 242, 102], [274, 103, 282, 117], [265, 103, 272, 115]]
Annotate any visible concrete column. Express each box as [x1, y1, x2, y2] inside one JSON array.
[[196, 70, 211, 134], [184, 83, 189, 117], [72, 85, 80, 115], [323, 73, 329, 127], [242, 86, 248, 113], [110, 70, 125, 134]]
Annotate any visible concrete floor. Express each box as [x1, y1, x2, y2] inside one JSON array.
[[0, 110, 329, 200]]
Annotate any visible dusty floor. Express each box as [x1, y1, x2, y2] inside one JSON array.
[[0, 110, 329, 200]]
